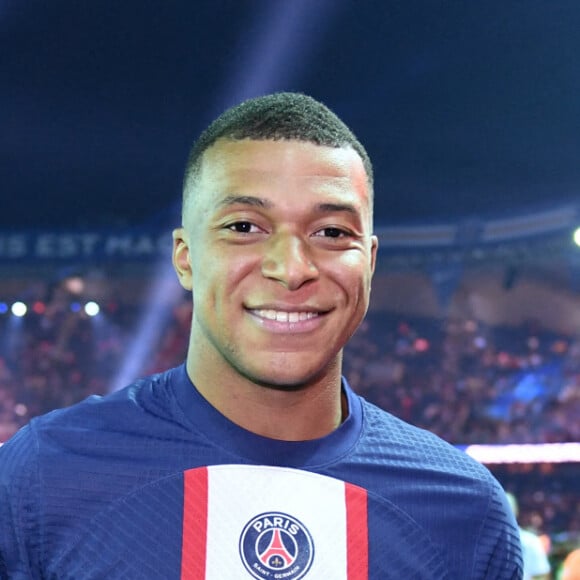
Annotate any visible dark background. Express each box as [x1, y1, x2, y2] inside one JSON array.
[[2, 0, 579, 229]]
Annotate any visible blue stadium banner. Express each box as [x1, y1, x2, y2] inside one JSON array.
[[0, 230, 173, 263]]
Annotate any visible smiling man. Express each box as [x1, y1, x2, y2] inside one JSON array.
[[173, 137, 377, 441], [0, 93, 522, 579]]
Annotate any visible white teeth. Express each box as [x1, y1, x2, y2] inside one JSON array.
[[254, 309, 318, 322]]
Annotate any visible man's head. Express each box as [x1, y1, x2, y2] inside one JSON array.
[[173, 93, 378, 394], [182, 92, 373, 220]]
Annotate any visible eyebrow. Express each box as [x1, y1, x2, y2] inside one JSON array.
[[216, 196, 359, 217], [315, 202, 358, 216], [217, 195, 273, 209]]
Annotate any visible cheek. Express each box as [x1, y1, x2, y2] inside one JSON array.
[[192, 248, 256, 300], [332, 254, 373, 295]]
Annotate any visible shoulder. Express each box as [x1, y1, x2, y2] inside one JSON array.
[[0, 367, 189, 578], [359, 397, 492, 480], [353, 397, 523, 577], [357, 396, 513, 514], [47, 366, 179, 428], [0, 366, 183, 470]]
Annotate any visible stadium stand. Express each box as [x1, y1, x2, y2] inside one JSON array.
[[1, 201, 579, 569]]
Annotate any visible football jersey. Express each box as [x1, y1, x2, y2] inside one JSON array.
[[0, 365, 522, 579]]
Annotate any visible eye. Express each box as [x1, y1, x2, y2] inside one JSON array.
[[227, 221, 260, 234], [314, 227, 349, 238]]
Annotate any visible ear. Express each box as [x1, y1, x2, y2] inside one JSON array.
[[369, 234, 379, 276], [172, 228, 193, 291]]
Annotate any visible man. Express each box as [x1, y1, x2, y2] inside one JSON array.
[[0, 93, 522, 578], [506, 493, 551, 580]]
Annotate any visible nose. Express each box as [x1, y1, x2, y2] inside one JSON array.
[[261, 233, 319, 290]]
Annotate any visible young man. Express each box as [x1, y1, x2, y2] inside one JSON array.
[[0, 93, 522, 578]]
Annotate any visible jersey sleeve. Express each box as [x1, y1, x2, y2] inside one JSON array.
[[0, 424, 42, 579], [472, 479, 523, 579]]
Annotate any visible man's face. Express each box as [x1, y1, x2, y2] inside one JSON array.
[[173, 138, 378, 389]]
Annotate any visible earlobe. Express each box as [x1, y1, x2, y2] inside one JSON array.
[[172, 228, 193, 291]]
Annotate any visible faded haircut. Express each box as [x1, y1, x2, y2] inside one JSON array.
[[182, 92, 373, 209]]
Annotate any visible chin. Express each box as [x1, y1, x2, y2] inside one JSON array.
[[240, 362, 332, 392], [256, 380, 311, 393]]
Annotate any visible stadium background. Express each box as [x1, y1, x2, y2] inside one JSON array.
[[2, 1, 579, 574]]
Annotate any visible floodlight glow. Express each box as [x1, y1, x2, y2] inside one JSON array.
[[573, 226, 580, 247], [110, 269, 180, 392], [463, 442, 580, 464], [84, 301, 100, 316], [11, 302, 27, 317], [0, 302, 8, 314], [64, 276, 85, 295], [70, 302, 82, 313]]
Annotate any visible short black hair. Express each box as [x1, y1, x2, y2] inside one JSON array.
[[182, 92, 373, 203]]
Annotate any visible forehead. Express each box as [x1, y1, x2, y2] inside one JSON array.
[[196, 139, 370, 198]]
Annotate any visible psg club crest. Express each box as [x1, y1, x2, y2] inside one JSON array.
[[239, 512, 315, 579]]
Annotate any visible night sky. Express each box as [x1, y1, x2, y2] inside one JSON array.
[[2, 0, 579, 229]]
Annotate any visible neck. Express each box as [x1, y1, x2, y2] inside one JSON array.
[[186, 352, 346, 441]]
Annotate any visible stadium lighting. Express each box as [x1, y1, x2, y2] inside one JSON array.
[[64, 275, 85, 295], [84, 301, 100, 317], [573, 226, 580, 247], [463, 442, 580, 464], [11, 301, 27, 317]]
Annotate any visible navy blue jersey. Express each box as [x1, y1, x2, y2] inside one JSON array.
[[0, 365, 522, 579]]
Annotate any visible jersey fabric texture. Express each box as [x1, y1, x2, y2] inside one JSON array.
[[0, 364, 522, 579]]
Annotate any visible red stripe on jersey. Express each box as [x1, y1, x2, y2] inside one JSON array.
[[345, 482, 368, 579], [181, 467, 208, 580]]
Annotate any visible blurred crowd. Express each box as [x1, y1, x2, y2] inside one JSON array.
[[345, 313, 580, 445], [0, 291, 192, 442], [3, 294, 579, 445], [1, 290, 579, 568], [494, 462, 580, 576]]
